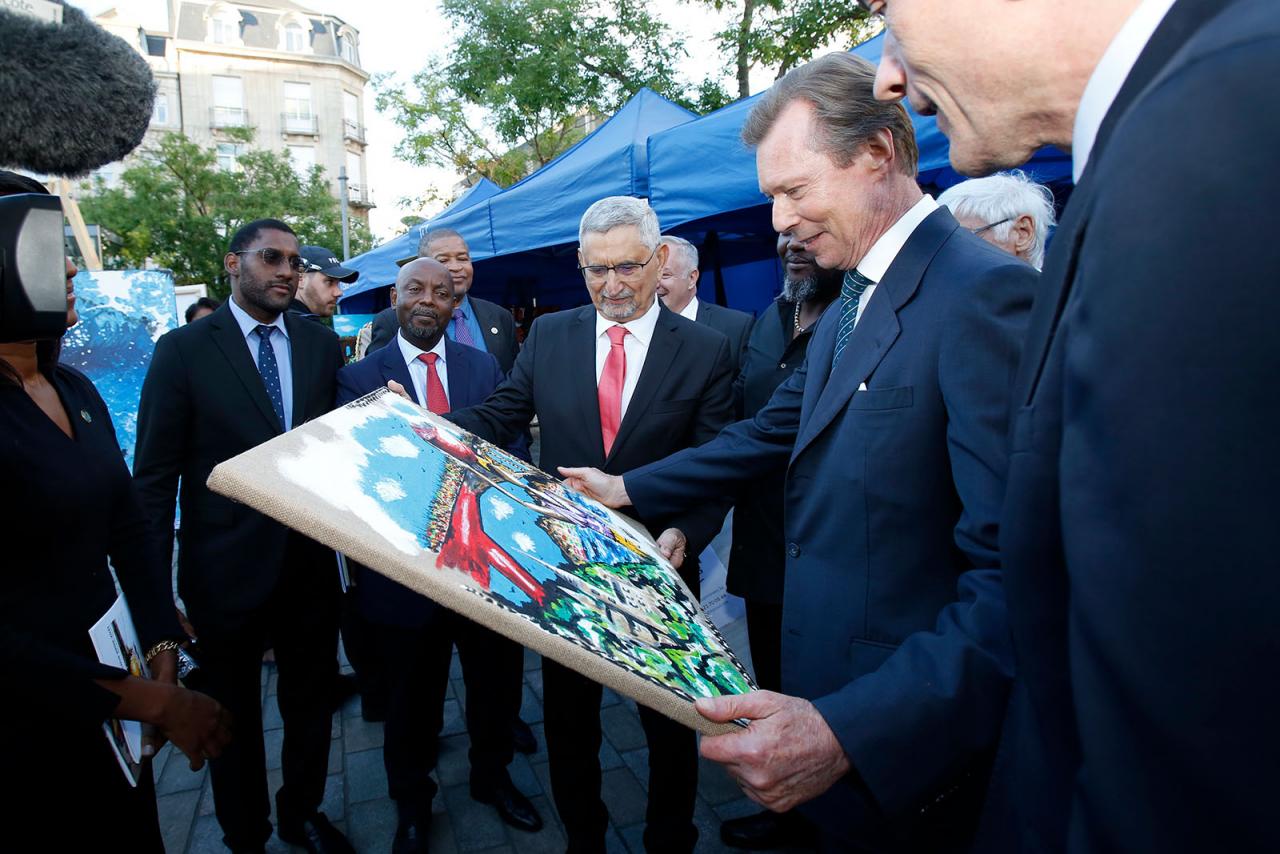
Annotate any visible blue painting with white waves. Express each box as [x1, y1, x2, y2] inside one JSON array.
[[60, 270, 178, 469]]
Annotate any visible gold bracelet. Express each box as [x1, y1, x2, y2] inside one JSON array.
[[144, 639, 182, 664]]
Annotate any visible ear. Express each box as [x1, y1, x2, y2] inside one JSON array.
[[390, 287, 399, 307], [861, 127, 896, 172], [1011, 214, 1036, 255], [688, 266, 700, 290], [655, 242, 670, 267], [224, 252, 240, 278]]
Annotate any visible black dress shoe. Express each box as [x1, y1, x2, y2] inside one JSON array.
[[393, 804, 431, 854], [719, 809, 817, 850], [470, 778, 543, 833], [278, 812, 357, 854], [512, 717, 537, 754]]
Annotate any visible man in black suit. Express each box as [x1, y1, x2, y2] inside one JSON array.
[[657, 235, 753, 373], [870, 0, 1279, 850], [561, 54, 1035, 850], [367, 229, 518, 371], [335, 258, 541, 851], [448, 195, 735, 853], [134, 220, 352, 854]]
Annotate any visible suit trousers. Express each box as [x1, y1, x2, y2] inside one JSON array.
[[544, 659, 699, 853], [190, 533, 341, 849], [371, 611, 524, 807]]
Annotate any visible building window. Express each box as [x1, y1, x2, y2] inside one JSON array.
[[208, 5, 241, 45], [288, 145, 316, 180], [211, 75, 245, 127], [342, 91, 362, 142], [152, 94, 169, 126], [282, 82, 314, 134], [337, 29, 358, 65], [283, 22, 306, 52], [216, 142, 242, 171], [145, 35, 167, 57]]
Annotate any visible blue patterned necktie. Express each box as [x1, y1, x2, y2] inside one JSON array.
[[832, 268, 875, 366], [255, 324, 286, 427], [452, 306, 476, 347]]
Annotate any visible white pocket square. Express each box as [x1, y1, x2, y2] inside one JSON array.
[[857, 381, 868, 391]]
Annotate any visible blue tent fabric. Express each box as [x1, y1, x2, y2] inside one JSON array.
[[433, 87, 696, 261], [339, 177, 502, 305]]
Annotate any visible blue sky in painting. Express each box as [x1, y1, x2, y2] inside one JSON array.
[[350, 414, 562, 608]]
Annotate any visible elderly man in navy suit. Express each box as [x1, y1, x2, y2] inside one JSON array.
[[562, 53, 1036, 850], [336, 258, 542, 852], [657, 235, 754, 373], [868, 0, 1280, 850]]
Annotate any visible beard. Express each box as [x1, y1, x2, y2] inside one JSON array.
[[782, 270, 841, 305]]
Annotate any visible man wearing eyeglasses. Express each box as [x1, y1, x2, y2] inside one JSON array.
[[866, 0, 1280, 851], [446, 195, 735, 853], [938, 171, 1057, 270], [135, 219, 353, 854]]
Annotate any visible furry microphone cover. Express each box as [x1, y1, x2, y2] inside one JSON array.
[[0, 1, 156, 176]]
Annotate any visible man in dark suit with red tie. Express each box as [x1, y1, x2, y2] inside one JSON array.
[[447, 196, 735, 853], [335, 258, 542, 852]]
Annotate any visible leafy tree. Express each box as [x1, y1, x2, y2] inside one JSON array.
[[698, 0, 876, 98], [376, 0, 725, 187], [79, 129, 375, 299]]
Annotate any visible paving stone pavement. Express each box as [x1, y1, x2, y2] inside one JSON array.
[[154, 643, 818, 854]]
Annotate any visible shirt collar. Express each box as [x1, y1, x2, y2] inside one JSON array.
[[228, 294, 290, 339], [595, 295, 662, 347], [1072, 0, 1176, 182], [398, 329, 448, 366], [678, 296, 699, 321], [855, 195, 938, 283]]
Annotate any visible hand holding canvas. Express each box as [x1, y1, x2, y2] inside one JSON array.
[[558, 466, 629, 508], [696, 691, 850, 813]]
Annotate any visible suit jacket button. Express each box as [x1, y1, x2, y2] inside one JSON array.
[[787, 542, 800, 558], [490, 326, 499, 334], [779, 362, 787, 369]]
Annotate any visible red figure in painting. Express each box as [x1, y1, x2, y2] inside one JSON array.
[[413, 423, 548, 605]]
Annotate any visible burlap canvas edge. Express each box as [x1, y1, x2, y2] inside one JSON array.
[[206, 420, 742, 738]]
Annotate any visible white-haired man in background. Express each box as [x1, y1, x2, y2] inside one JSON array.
[[938, 171, 1056, 269]]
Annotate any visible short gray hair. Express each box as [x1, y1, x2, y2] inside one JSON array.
[[417, 226, 466, 256], [660, 235, 698, 273], [938, 171, 1057, 269], [742, 52, 918, 176], [579, 196, 661, 250]]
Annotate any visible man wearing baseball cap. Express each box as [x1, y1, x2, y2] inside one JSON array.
[[291, 245, 359, 321]]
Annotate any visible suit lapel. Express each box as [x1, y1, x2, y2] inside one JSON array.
[[791, 209, 951, 459], [609, 307, 681, 463], [570, 306, 606, 462], [379, 337, 420, 406], [442, 338, 474, 408], [209, 304, 283, 433], [284, 312, 308, 426]]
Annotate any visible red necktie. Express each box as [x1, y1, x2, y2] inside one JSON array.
[[418, 352, 450, 414], [598, 325, 628, 455]]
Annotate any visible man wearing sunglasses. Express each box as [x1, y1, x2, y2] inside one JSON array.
[[866, 1, 1280, 851], [135, 219, 352, 854]]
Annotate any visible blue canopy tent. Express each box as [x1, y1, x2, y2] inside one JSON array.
[[338, 177, 502, 314], [646, 32, 1075, 313], [422, 87, 696, 310]]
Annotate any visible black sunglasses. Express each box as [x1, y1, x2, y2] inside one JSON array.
[[234, 248, 307, 273]]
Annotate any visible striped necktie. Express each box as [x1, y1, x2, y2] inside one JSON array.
[[832, 269, 874, 367]]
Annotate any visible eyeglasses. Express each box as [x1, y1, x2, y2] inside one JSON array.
[[578, 247, 658, 282], [234, 248, 308, 273], [971, 217, 1012, 236], [854, 0, 886, 17]]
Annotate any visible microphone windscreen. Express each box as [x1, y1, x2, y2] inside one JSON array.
[[0, 2, 156, 176]]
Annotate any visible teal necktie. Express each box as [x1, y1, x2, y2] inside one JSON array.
[[832, 269, 874, 366]]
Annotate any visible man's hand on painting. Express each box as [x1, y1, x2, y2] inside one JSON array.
[[656, 527, 689, 569], [387, 379, 413, 402], [696, 691, 851, 813], [557, 466, 630, 507]]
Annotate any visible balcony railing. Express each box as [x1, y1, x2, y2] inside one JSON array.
[[347, 183, 374, 207], [210, 106, 249, 128], [342, 119, 366, 144], [281, 112, 319, 135]]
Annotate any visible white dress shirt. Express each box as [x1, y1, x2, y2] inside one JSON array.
[[227, 296, 294, 429], [1072, 0, 1176, 182], [594, 296, 662, 420], [398, 330, 450, 408], [678, 296, 699, 321], [852, 195, 939, 324]]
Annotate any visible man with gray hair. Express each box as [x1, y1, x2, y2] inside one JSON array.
[[938, 171, 1057, 269], [658, 235, 754, 371], [558, 52, 1036, 850], [448, 195, 735, 853]]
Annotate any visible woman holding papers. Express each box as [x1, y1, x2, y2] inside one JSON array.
[[0, 171, 230, 851]]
